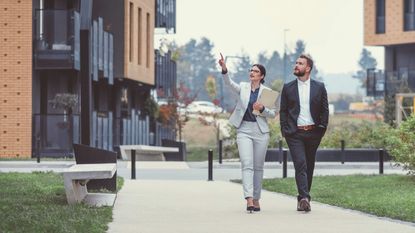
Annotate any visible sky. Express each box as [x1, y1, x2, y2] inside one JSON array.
[[157, 0, 384, 75]]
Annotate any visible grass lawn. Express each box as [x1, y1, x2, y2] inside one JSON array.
[[0, 172, 123, 233], [186, 146, 222, 161], [261, 174, 415, 223]]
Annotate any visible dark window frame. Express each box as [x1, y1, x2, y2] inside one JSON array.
[[404, 0, 415, 31], [376, 0, 386, 34]]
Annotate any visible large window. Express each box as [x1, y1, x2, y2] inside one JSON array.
[[146, 13, 150, 68], [137, 7, 142, 65], [129, 2, 134, 62], [376, 0, 385, 34], [404, 0, 415, 31]]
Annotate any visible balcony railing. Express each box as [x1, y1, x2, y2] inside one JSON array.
[[367, 68, 415, 96], [155, 122, 176, 146], [33, 114, 80, 157], [155, 0, 176, 33], [34, 9, 80, 70], [155, 50, 177, 98], [114, 113, 151, 147], [404, 13, 415, 31], [366, 69, 385, 97], [385, 69, 415, 95], [91, 111, 113, 151]]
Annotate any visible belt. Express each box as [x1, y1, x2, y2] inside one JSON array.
[[297, 125, 316, 131]]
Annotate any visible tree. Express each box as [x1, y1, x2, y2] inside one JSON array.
[[205, 75, 217, 103], [176, 37, 217, 101], [257, 51, 283, 84], [353, 48, 378, 87], [284, 40, 323, 82], [175, 81, 198, 141]]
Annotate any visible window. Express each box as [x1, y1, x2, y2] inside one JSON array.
[[404, 0, 415, 31], [146, 12, 150, 68], [137, 8, 142, 65], [376, 0, 385, 34], [129, 2, 134, 62]]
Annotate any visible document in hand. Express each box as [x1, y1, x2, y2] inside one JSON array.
[[253, 89, 280, 115]]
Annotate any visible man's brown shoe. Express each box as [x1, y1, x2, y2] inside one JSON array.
[[299, 198, 311, 212], [297, 200, 304, 211]]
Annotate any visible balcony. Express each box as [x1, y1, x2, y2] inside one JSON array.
[[34, 9, 80, 70], [155, 0, 176, 33], [33, 114, 80, 157]]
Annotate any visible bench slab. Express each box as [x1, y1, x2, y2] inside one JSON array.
[[62, 163, 117, 206], [119, 145, 179, 161]]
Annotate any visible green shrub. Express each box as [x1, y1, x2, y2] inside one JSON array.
[[386, 115, 415, 175], [320, 120, 392, 149], [223, 126, 238, 158]]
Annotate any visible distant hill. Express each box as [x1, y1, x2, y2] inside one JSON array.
[[321, 72, 365, 95]]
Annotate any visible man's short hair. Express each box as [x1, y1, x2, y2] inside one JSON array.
[[299, 54, 313, 71]]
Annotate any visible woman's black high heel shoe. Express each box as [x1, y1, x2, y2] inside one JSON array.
[[246, 206, 255, 213], [253, 207, 260, 212]]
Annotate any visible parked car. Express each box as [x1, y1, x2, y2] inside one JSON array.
[[186, 101, 223, 114]]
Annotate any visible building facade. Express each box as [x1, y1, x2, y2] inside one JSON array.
[[364, 0, 415, 121], [0, 0, 176, 158]]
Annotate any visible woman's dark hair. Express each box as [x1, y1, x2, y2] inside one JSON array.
[[253, 64, 266, 84]]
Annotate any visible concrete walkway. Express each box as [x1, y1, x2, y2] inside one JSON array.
[[1, 160, 414, 232], [107, 180, 415, 233]]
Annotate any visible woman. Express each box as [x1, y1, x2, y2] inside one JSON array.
[[218, 53, 277, 213]]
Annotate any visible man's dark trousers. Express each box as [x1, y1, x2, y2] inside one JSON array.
[[285, 128, 324, 201]]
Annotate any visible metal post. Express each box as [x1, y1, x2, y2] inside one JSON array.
[[283, 150, 287, 178], [36, 136, 41, 163], [208, 149, 213, 181], [278, 140, 283, 164], [379, 149, 384, 174], [283, 29, 290, 82], [341, 140, 345, 164], [131, 150, 136, 179], [219, 140, 223, 164]]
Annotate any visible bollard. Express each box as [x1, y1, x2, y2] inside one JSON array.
[[219, 140, 223, 164], [131, 150, 136, 179], [278, 140, 283, 164], [379, 149, 384, 174], [36, 136, 41, 163], [208, 149, 213, 181], [283, 150, 287, 178], [340, 140, 345, 164]]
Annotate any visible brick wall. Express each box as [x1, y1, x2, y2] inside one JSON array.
[[0, 1, 32, 158], [365, 0, 415, 46]]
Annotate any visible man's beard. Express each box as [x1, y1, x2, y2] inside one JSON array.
[[294, 69, 305, 77]]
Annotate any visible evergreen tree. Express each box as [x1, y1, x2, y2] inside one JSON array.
[[176, 37, 217, 101], [353, 48, 378, 87]]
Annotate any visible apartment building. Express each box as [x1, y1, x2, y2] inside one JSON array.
[[0, 0, 176, 158]]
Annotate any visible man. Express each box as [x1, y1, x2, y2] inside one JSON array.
[[279, 54, 329, 212]]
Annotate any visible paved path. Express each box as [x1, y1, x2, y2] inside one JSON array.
[[108, 180, 415, 233], [1, 160, 413, 232]]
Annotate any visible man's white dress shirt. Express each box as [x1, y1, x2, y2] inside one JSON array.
[[297, 78, 315, 126]]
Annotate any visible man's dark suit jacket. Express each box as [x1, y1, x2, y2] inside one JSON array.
[[279, 79, 329, 137]]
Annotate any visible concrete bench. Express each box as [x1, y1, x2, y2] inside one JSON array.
[[119, 145, 179, 179], [62, 163, 117, 206]]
